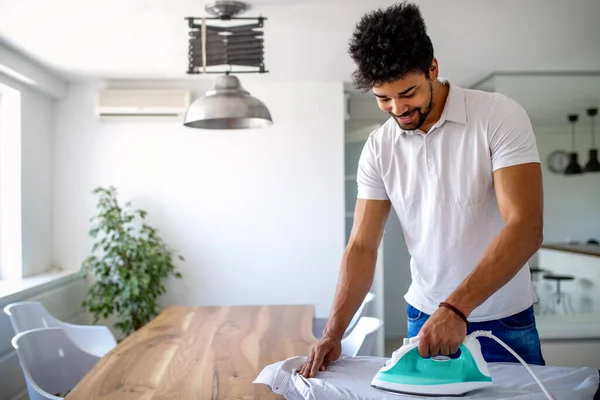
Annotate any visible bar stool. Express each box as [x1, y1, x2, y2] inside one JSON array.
[[542, 273, 576, 315], [529, 266, 545, 312]]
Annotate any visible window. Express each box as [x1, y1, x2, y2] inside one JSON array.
[[0, 82, 22, 280]]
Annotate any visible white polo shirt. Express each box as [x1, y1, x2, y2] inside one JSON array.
[[356, 80, 540, 322]]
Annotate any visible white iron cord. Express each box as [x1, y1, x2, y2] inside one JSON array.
[[469, 330, 555, 400]]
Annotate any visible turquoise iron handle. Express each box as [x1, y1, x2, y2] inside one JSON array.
[[418, 343, 468, 363], [399, 345, 490, 383]]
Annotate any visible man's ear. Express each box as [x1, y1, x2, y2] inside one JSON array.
[[429, 58, 439, 80]]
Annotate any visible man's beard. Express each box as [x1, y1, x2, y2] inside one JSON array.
[[392, 82, 433, 131]]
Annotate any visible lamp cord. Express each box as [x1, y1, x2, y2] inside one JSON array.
[[592, 117, 596, 149], [201, 18, 207, 74]]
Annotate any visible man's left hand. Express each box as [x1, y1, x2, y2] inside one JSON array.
[[417, 307, 467, 358]]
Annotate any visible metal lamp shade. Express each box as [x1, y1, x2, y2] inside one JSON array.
[[583, 107, 600, 172], [564, 152, 583, 175], [564, 114, 582, 175], [583, 149, 600, 172], [184, 75, 272, 129]]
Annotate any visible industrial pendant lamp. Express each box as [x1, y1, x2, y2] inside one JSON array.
[[184, 74, 272, 129], [564, 113, 583, 175], [583, 107, 600, 172], [183, 1, 273, 129]]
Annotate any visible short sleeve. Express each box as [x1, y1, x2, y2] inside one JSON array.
[[488, 95, 540, 172], [356, 133, 389, 200]]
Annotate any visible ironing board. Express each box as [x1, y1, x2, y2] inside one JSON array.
[[254, 356, 600, 399]]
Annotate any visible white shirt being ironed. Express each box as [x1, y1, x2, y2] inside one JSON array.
[[356, 79, 540, 322], [254, 355, 599, 399]]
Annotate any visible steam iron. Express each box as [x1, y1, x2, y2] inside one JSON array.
[[370, 333, 493, 397]]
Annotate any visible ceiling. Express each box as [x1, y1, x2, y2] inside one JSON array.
[[0, 0, 598, 87], [473, 72, 600, 127]]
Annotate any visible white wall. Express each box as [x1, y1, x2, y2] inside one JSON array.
[[53, 80, 346, 317], [0, 73, 55, 278], [535, 125, 600, 243]]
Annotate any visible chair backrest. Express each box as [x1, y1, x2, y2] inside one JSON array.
[[11, 327, 100, 399], [4, 301, 60, 334], [341, 316, 383, 356], [4, 300, 117, 358], [344, 292, 376, 337]]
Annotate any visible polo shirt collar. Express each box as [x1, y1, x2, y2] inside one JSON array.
[[438, 79, 467, 125], [395, 79, 467, 135]]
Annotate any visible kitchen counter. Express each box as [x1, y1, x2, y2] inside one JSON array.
[[536, 312, 600, 340], [541, 243, 600, 258], [536, 246, 600, 316], [535, 312, 600, 369]]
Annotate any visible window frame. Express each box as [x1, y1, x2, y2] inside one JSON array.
[[0, 82, 23, 280]]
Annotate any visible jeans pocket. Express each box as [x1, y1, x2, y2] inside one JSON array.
[[406, 304, 423, 321], [498, 307, 535, 330]]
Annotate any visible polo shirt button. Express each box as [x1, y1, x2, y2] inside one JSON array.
[[428, 157, 433, 163]]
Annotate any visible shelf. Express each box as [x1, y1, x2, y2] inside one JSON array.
[[345, 212, 354, 218], [345, 174, 357, 181]]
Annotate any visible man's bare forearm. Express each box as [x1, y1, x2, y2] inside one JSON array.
[[322, 243, 378, 340], [446, 220, 543, 317]]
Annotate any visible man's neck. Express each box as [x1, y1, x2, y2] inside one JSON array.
[[420, 80, 450, 134]]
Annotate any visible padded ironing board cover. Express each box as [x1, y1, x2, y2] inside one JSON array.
[[254, 356, 600, 400]]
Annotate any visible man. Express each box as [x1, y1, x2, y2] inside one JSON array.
[[299, 1, 544, 379]]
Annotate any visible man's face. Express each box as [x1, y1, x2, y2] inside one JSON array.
[[372, 73, 433, 131]]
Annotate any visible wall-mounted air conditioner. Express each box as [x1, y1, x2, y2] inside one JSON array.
[[96, 89, 191, 118]]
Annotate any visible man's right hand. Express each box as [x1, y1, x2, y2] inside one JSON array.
[[298, 335, 342, 378]]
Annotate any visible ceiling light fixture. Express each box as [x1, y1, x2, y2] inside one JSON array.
[[183, 1, 272, 129], [583, 107, 600, 172], [564, 113, 583, 175]]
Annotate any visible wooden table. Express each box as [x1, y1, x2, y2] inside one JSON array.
[[65, 305, 318, 400]]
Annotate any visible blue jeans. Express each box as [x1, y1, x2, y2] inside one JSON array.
[[406, 303, 546, 365]]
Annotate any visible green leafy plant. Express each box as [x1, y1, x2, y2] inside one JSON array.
[[81, 186, 183, 337]]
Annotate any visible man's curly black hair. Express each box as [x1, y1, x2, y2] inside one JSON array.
[[348, 1, 434, 91]]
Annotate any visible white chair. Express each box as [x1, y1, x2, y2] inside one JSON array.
[[312, 292, 376, 339], [4, 301, 116, 357], [11, 327, 100, 399], [341, 316, 383, 356]]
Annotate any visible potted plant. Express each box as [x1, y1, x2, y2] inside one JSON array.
[[80, 186, 183, 337]]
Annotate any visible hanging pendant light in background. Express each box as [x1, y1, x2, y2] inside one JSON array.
[[583, 107, 600, 172], [184, 75, 272, 129], [564, 113, 583, 175], [183, 1, 272, 129]]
